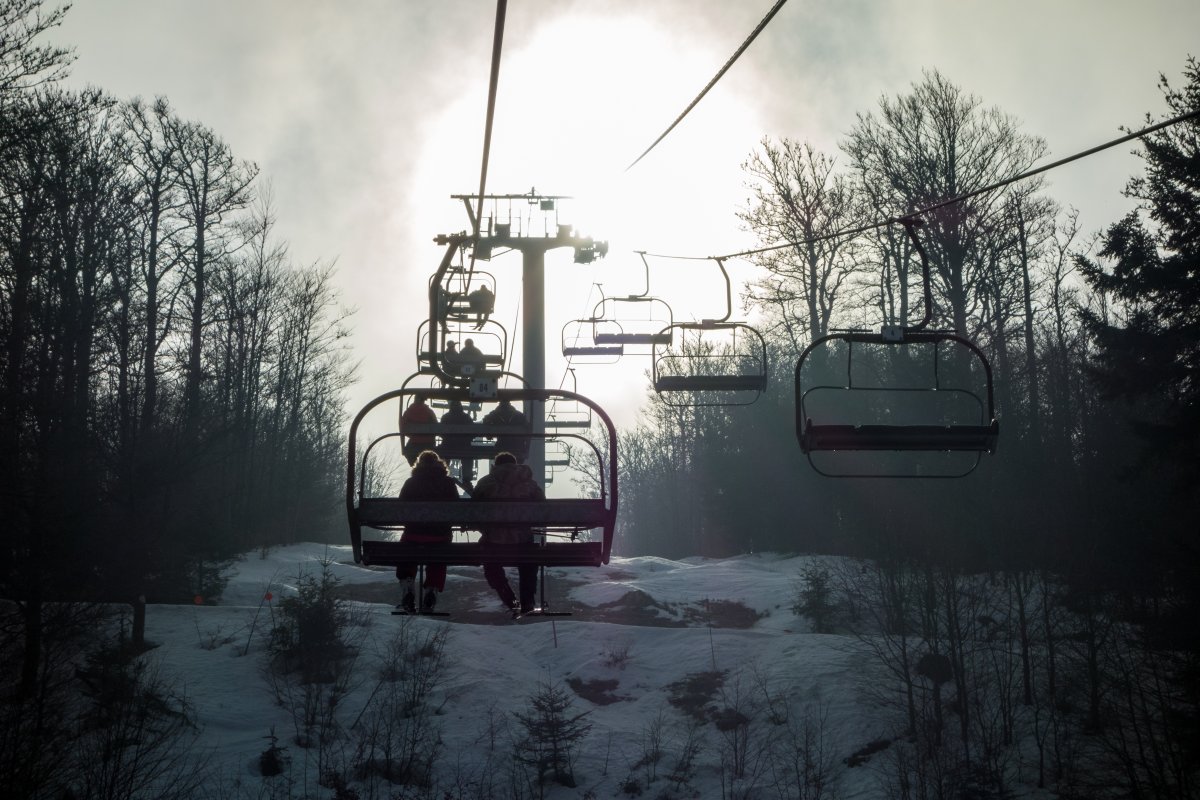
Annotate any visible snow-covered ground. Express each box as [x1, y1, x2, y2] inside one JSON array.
[[144, 543, 908, 799]]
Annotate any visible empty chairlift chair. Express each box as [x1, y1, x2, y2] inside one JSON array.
[[650, 257, 768, 406], [561, 317, 624, 360], [794, 330, 999, 477], [792, 218, 999, 478], [588, 294, 675, 353]]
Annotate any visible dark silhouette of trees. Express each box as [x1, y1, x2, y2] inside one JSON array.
[[0, 0, 71, 100], [0, 1, 354, 718], [616, 60, 1200, 796], [164, 114, 258, 430], [1075, 58, 1200, 798], [1079, 58, 1200, 484], [622, 71, 1066, 564], [844, 70, 1052, 338]]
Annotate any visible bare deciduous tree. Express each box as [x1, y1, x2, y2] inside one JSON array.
[[740, 139, 865, 348]]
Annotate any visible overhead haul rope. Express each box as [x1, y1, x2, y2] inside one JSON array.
[[637, 106, 1200, 263], [465, 0, 508, 287], [625, 0, 789, 172]]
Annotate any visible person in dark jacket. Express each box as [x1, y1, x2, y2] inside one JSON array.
[[439, 398, 476, 486], [443, 340, 461, 375], [458, 338, 485, 376], [482, 397, 529, 462], [396, 450, 460, 612], [467, 284, 494, 329], [401, 394, 437, 465], [472, 451, 544, 614]]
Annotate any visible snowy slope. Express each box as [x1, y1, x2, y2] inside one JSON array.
[[142, 544, 902, 799]]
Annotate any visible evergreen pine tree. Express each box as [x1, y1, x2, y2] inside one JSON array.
[[512, 681, 593, 788], [1078, 57, 1200, 478], [1077, 57, 1200, 794], [792, 564, 836, 633]]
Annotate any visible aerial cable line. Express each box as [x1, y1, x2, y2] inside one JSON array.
[[624, 0, 789, 172], [467, 0, 508, 282], [639, 106, 1200, 263]]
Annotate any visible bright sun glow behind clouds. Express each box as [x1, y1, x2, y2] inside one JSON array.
[[415, 10, 767, 259], [410, 10, 771, 426]]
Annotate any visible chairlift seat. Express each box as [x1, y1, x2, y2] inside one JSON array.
[[800, 420, 999, 453], [443, 297, 485, 312], [435, 441, 503, 460], [418, 351, 504, 366], [563, 345, 624, 357], [360, 540, 604, 568], [594, 332, 672, 346], [357, 498, 609, 530], [654, 374, 768, 392], [545, 418, 592, 429]]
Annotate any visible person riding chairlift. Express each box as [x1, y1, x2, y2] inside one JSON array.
[[458, 338, 485, 376], [467, 284, 494, 329], [473, 451, 543, 614]]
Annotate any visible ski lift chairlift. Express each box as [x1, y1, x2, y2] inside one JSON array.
[[588, 298, 675, 348], [561, 318, 624, 360], [650, 257, 768, 406], [433, 265, 498, 325], [416, 318, 508, 386], [795, 331, 1000, 451], [792, 218, 1000, 477], [588, 253, 675, 350], [347, 385, 618, 571]]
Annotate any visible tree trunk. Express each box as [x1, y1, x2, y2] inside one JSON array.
[[1018, 211, 1042, 447], [186, 223, 206, 426], [142, 195, 163, 428], [131, 595, 147, 646], [20, 594, 43, 697]]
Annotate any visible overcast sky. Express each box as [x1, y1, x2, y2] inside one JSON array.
[[52, 0, 1199, 430]]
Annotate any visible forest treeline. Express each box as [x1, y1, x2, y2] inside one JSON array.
[[615, 59, 1200, 800], [0, 2, 354, 678], [617, 66, 1198, 575]]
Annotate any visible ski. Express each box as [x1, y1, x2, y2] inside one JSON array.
[[511, 608, 572, 620]]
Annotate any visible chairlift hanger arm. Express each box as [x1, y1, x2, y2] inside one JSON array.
[[427, 237, 466, 317], [629, 251, 651, 299], [899, 217, 933, 333], [704, 257, 733, 324]]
